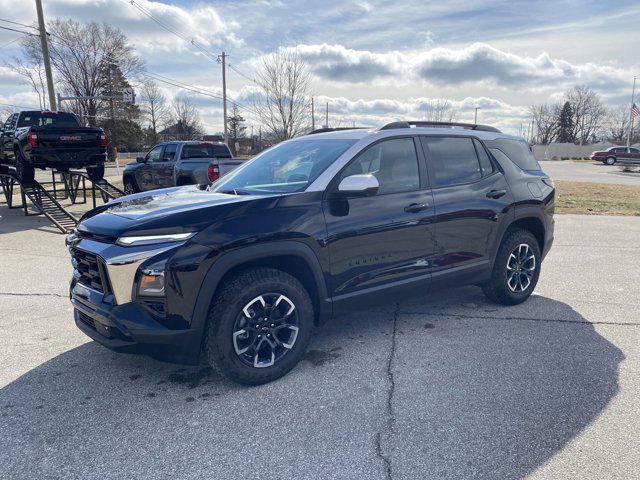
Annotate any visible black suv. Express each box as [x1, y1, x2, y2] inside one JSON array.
[[67, 121, 554, 385]]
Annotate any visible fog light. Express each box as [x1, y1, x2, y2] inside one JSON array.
[[139, 269, 165, 297]]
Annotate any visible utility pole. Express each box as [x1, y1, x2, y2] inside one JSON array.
[[218, 52, 228, 144], [474, 107, 479, 124], [35, 0, 56, 111], [311, 97, 315, 131], [325, 102, 328, 128], [628, 76, 637, 147]]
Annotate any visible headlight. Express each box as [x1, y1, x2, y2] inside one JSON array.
[[116, 232, 196, 247], [138, 268, 165, 297]]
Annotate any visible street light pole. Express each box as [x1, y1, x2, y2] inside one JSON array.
[[218, 52, 228, 144], [35, 0, 56, 111], [628, 76, 637, 147], [474, 107, 479, 124]]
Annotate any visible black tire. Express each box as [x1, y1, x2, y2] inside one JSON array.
[[204, 267, 314, 385], [482, 228, 541, 305], [86, 164, 105, 182], [123, 176, 139, 195], [14, 149, 34, 183], [604, 156, 616, 165]]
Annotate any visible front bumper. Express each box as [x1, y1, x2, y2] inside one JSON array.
[[68, 237, 204, 364]]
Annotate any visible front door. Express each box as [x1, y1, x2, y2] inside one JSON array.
[[155, 143, 177, 188], [323, 136, 436, 305], [420, 136, 513, 282], [136, 145, 163, 191]]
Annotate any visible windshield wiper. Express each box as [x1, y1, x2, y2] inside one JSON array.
[[218, 189, 252, 195]]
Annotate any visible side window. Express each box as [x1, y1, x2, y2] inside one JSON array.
[[4, 114, 16, 130], [340, 138, 420, 195], [162, 143, 177, 161], [630, 148, 640, 154], [146, 145, 163, 162], [423, 137, 481, 187], [473, 139, 494, 176]]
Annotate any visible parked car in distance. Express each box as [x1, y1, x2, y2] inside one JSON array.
[[590, 146, 640, 165], [122, 141, 247, 193], [0, 110, 107, 182], [67, 121, 554, 385]]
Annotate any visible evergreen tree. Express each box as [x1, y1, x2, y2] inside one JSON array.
[[557, 101, 575, 143], [227, 105, 246, 151]]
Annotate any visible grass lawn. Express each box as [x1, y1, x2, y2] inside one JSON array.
[[555, 181, 640, 216]]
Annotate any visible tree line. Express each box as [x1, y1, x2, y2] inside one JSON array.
[[530, 85, 635, 145]]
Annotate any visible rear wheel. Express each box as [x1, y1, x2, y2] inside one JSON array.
[[86, 164, 105, 182], [604, 156, 616, 165], [204, 268, 314, 385], [14, 149, 34, 183], [482, 228, 541, 305]]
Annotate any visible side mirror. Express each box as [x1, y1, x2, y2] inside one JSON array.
[[337, 174, 379, 196], [136, 156, 146, 163]]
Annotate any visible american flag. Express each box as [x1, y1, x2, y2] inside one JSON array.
[[632, 103, 640, 118]]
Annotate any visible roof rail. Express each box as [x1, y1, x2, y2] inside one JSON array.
[[379, 121, 501, 133], [307, 127, 365, 135]]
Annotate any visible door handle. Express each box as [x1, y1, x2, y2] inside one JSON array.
[[404, 202, 429, 213], [486, 189, 507, 199]]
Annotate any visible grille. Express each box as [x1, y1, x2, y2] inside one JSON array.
[[77, 310, 96, 330], [71, 248, 106, 293]]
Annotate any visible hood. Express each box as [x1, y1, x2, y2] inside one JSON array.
[[78, 185, 273, 239]]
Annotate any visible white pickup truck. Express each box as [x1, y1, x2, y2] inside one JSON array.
[[122, 141, 248, 194]]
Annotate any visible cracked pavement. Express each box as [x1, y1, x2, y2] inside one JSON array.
[[1, 209, 639, 479]]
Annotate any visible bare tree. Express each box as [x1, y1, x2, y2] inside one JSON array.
[[566, 85, 606, 144], [168, 98, 203, 141], [422, 99, 457, 122], [9, 55, 48, 110], [139, 79, 170, 144], [604, 104, 630, 142], [13, 19, 143, 125], [529, 103, 560, 144], [252, 48, 312, 142]]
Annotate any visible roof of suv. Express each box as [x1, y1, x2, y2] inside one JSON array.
[[294, 126, 522, 142]]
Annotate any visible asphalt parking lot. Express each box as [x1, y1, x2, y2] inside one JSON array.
[[1, 209, 639, 479], [539, 160, 640, 186]]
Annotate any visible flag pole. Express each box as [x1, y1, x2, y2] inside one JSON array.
[[628, 76, 636, 147]]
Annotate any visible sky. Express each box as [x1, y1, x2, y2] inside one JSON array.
[[0, 0, 638, 136]]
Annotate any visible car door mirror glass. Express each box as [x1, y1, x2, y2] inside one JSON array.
[[136, 156, 146, 163], [337, 174, 379, 196]]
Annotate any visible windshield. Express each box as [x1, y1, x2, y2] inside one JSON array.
[[212, 138, 357, 194], [182, 143, 231, 159], [18, 112, 79, 128]]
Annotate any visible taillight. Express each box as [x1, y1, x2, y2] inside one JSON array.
[[100, 133, 107, 147], [207, 164, 219, 182], [27, 132, 38, 148], [542, 177, 554, 188]]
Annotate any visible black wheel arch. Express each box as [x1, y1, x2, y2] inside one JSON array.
[[191, 241, 331, 342], [489, 210, 547, 269]]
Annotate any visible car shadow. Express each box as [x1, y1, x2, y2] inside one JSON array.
[[0, 287, 624, 479]]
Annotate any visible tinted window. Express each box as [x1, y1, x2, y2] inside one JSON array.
[[146, 145, 163, 162], [424, 137, 481, 187], [17, 112, 79, 128], [340, 138, 420, 195], [474, 139, 494, 176], [630, 148, 640, 153], [162, 144, 177, 161], [487, 138, 539, 171], [181, 143, 231, 159], [213, 139, 356, 194]]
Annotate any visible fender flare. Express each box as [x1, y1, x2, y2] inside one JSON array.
[[489, 207, 547, 265], [190, 240, 331, 336]]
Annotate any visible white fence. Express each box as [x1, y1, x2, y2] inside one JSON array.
[[531, 142, 614, 161]]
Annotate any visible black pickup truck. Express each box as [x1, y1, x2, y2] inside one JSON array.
[[0, 110, 107, 182]]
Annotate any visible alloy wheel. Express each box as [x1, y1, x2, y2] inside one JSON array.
[[232, 293, 300, 368], [506, 243, 536, 292]]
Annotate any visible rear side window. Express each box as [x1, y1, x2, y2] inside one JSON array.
[[488, 139, 539, 171], [473, 139, 494, 176], [181, 143, 231, 159], [423, 136, 481, 187]]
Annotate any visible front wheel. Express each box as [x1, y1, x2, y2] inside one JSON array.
[[123, 177, 139, 195], [604, 156, 616, 165], [482, 229, 541, 305], [204, 268, 314, 385]]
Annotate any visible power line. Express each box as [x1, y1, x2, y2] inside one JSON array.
[[0, 25, 39, 36], [0, 18, 38, 30], [0, 36, 24, 48], [228, 62, 257, 85]]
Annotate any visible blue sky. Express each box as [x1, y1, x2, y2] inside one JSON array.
[[0, 0, 638, 134]]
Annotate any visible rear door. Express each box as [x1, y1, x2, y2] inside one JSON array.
[[323, 136, 436, 304], [421, 135, 513, 283], [628, 147, 640, 162], [2, 114, 17, 158]]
